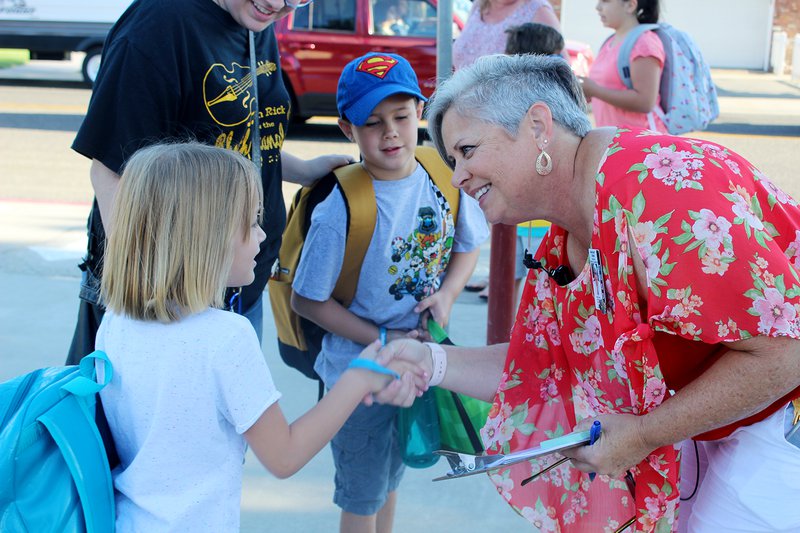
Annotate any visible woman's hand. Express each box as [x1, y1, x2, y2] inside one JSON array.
[[368, 338, 432, 406], [559, 414, 652, 478], [354, 340, 428, 406]]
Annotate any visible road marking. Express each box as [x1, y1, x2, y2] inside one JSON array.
[[0, 198, 88, 262], [0, 102, 88, 114]]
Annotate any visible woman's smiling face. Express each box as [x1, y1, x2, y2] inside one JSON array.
[[442, 108, 536, 225]]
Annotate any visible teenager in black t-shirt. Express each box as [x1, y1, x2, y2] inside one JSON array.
[[67, 0, 351, 363]]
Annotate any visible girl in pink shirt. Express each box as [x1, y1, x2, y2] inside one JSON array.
[[580, 0, 667, 132]]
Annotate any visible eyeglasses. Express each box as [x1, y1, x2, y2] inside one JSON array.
[[522, 252, 575, 286], [284, 0, 313, 9]]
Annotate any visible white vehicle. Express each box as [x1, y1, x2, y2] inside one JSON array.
[[0, 0, 131, 84]]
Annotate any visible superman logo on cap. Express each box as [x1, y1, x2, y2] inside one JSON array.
[[355, 55, 399, 79]]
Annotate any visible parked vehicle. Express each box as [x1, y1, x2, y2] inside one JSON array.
[[275, 0, 593, 122], [0, 0, 131, 85]]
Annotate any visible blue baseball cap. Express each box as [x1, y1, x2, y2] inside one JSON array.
[[337, 52, 427, 126]]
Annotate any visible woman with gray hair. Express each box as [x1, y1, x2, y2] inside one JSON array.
[[379, 54, 800, 532]]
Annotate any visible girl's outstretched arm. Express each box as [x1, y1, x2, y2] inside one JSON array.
[[243, 342, 419, 478]]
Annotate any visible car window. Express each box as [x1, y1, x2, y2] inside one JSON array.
[[292, 0, 356, 32], [371, 0, 439, 37]]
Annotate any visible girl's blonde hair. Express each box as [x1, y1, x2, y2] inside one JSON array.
[[101, 142, 263, 322]]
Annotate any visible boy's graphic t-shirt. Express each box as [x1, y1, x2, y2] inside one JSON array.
[[292, 163, 489, 386]]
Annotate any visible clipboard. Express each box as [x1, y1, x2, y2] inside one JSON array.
[[433, 427, 596, 481]]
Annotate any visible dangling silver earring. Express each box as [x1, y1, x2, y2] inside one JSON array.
[[536, 140, 552, 176]]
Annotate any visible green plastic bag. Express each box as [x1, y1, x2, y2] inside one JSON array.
[[433, 387, 490, 454], [427, 320, 491, 455]]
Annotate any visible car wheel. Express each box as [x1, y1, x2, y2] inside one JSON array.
[[82, 46, 103, 86]]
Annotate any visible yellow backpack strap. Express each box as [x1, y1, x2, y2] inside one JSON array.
[[331, 163, 376, 307], [414, 145, 459, 223], [268, 185, 315, 350]]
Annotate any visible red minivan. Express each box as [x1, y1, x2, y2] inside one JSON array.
[[275, 0, 592, 122]]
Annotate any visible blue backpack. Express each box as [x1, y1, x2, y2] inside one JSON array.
[[615, 23, 719, 135], [0, 351, 116, 532]]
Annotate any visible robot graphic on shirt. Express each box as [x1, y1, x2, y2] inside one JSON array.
[[388, 206, 454, 301]]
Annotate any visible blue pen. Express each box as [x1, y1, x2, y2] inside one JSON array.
[[588, 420, 602, 481]]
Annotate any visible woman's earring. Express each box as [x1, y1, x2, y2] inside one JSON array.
[[536, 140, 552, 176]]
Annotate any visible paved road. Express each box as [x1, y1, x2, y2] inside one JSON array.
[[1, 59, 799, 532]]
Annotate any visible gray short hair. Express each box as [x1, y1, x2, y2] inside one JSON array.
[[426, 54, 591, 166]]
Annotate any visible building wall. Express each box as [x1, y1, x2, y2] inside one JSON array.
[[558, 0, 791, 71], [774, 0, 798, 73]]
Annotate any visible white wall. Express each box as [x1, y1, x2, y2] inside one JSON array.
[[0, 0, 132, 24], [560, 0, 775, 70]]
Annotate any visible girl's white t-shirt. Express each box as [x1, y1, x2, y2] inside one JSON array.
[[97, 308, 281, 532]]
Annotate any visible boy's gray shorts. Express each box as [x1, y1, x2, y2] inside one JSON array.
[[331, 402, 405, 515]]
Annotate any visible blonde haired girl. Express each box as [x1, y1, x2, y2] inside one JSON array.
[[98, 142, 414, 532]]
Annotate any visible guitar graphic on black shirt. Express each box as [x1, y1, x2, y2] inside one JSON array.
[[203, 60, 278, 127]]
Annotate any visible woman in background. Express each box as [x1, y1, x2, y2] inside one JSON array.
[[453, 0, 562, 78]]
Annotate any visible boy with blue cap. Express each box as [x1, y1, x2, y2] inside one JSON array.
[[291, 52, 488, 532]]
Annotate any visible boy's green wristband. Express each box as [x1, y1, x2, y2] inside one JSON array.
[[348, 359, 400, 380]]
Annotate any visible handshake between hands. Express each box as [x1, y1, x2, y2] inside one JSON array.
[[351, 338, 657, 479], [350, 338, 433, 407]]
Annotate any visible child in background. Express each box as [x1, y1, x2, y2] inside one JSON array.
[[291, 52, 489, 533], [97, 142, 414, 532], [501, 21, 565, 303], [505, 21, 565, 59], [579, 0, 667, 132]]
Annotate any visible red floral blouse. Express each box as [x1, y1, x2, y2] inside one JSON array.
[[482, 128, 800, 532]]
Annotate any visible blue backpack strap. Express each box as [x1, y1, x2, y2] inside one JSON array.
[[616, 23, 660, 89], [62, 350, 112, 396], [39, 350, 115, 533], [38, 395, 115, 533]]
